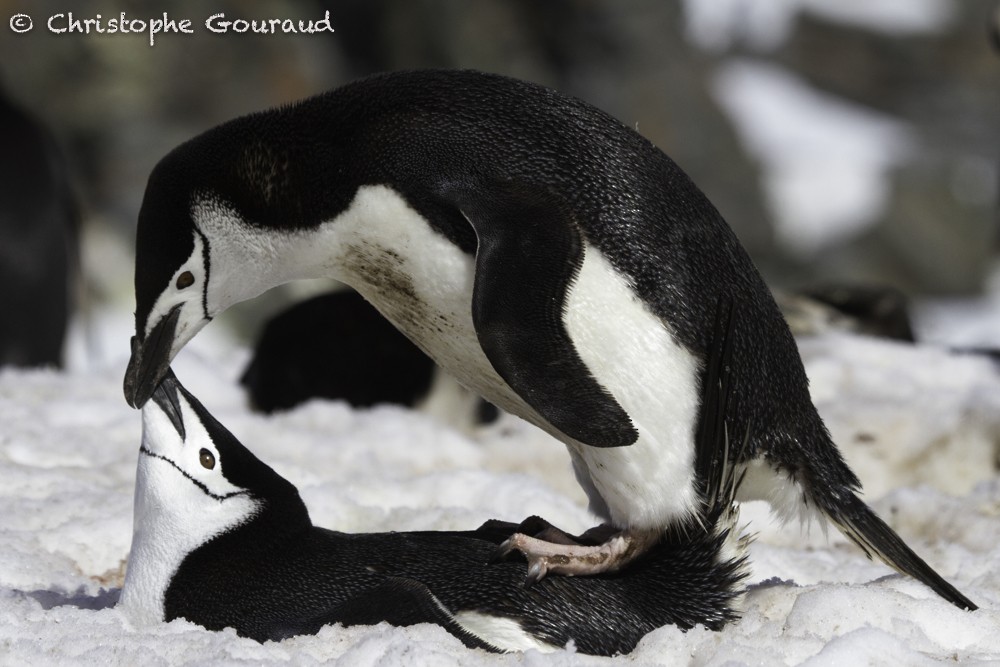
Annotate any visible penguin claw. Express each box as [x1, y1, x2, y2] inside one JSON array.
[[488, 539, 517, 565], [523, 558, 549, 588], [486, 521, 578, 565]]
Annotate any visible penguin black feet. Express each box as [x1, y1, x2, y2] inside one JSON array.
[[490, 517, 661, 586]]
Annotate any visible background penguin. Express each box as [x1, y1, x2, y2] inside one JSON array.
[[778, 285, 1000, 365], [120, 300, 748, 656], [122, 69, 973, 609], [240, 289, 499, 426], [778, 284, 915, 342], [0, 84, 78, 369]]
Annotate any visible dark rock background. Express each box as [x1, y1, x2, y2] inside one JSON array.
[[1, 0, 996, 346]]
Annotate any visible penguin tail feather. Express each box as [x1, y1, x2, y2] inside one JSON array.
[[822, 492, 977, 611], [709, 292, 975, 612], [695, 294, 738, 508]]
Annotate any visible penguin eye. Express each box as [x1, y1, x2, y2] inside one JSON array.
[[199, 448, 216, 470], [176, 271, 195, 289]]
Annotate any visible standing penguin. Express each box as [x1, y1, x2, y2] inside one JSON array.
[[120, 297, 747, 654], [123, 70, 973, 609]]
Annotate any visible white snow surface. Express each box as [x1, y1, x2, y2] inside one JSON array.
[[2, 311, 1000, 664]]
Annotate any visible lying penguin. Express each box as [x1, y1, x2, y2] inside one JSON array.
[[119, 300, 749, 655], [121, 69, 974, 609]]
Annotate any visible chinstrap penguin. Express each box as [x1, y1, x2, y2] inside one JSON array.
[[119, 302, 749, 654], [122, 69, 974, 609]]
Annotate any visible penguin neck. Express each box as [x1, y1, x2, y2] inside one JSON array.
[[120, 458, 261, 625], [235, 489, 314, 545], [186, 193, 343, 312], [194, 183, 469, 314], [161, 491, 315, 627]]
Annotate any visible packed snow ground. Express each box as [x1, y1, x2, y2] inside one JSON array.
[[1, 303, 999, 665]]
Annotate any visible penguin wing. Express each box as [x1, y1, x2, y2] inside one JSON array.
[[438, 180, 638, 448], [272, 577, 497, 651]]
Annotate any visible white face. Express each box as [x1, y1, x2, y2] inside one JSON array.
[[142, 194, 287, 365], [119, 386, 259, 625], [136, 387, 253, 513], [141, 231, 212, 365]]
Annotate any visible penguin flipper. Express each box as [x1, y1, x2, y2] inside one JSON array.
[[271, 577, 499, 651], [438, 180, 638, 448]]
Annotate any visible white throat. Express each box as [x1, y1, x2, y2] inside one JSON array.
[[119, 406, 259, 626]]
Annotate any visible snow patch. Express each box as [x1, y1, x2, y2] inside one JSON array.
[[712, 59, 914, 254]]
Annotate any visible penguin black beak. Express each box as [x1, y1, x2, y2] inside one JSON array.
[[124, 305, 181, 409], [149, 367, 186, 439]]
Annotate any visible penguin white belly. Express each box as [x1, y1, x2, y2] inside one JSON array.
[[453, 611, 558, 653], [561, 250, 701, 529], [306, 185, 701, 530]]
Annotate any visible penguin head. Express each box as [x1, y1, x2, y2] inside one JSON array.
[[123, 147, 219, 410], [138, 369, 256, 536], [137, 368, 305, 538], [124, 134, 303, 409]]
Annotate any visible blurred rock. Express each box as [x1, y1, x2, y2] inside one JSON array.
[[765, 2, 1000, 293], [992, 4, 1000, 53]]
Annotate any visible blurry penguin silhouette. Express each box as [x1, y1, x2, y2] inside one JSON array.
[[0, 84, 77, 368], [241, 289, 498, 426]]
